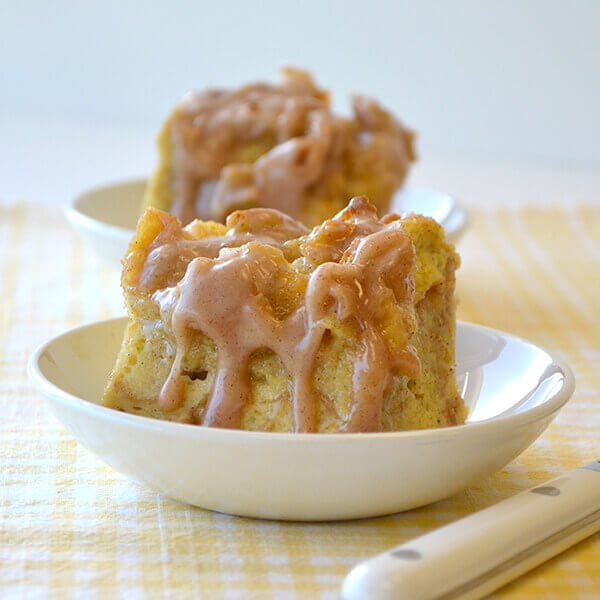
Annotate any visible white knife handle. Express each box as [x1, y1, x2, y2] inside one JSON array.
[[342, 460, 600, 600]]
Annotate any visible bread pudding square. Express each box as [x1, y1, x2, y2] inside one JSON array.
[[143, 67, 415, 227], [103, 196, 465, 432]]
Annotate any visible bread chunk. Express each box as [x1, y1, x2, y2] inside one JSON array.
[[143, 68, 415, 227], [104, 196, 465, 432]]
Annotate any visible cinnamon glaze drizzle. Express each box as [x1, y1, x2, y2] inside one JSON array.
[[139, 197, 420, 432], [168, 68, 414, 225]]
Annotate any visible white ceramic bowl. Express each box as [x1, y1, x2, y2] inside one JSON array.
[[28, 318, 573, 521], [65, 178, 469, 268]]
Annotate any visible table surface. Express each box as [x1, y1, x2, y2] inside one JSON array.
[[1, 123, 600, 598]]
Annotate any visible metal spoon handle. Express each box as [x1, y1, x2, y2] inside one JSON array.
[[342, 459, 600, 600]]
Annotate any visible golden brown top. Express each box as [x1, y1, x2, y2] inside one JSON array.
[[165, 68, 415, 225], [126, 197, 420, 432]]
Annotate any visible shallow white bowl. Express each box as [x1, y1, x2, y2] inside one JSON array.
[[65, 178, 469, 268], [28, 318, 573, 521]]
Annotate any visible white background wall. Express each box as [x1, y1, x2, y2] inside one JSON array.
[[1, 1, 599, 202]]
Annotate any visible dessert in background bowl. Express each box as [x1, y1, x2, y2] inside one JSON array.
[[143, 67, 416, 227], [103, 196, 466, 433]]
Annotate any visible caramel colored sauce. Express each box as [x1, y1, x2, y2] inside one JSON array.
[[167, 68, 414, 225], [140, 197, 420, 433]]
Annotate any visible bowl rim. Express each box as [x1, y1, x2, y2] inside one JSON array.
[[65, 176, 147, 242], [442, 201, 470, 243], [28, 317, 575, 445], [65, 177, 470, 243]]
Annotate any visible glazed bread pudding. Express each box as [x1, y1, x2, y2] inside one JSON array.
[[143, 68, 416, 228], [103, 197, 465, 433]]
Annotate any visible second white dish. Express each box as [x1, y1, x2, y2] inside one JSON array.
[[66, 178, 469, 268]]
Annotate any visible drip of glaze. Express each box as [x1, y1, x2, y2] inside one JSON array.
[[138, 207, 308, 291], [150, 197, 420, 433]]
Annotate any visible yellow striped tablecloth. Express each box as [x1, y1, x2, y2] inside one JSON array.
[[1, 200, 599, 599]]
